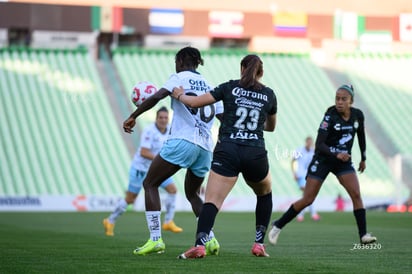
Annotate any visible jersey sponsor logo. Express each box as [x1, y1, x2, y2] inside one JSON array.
[[230, 130, 258, 140], [334, 123, 353, 131], [338, 133, 353, 145], [232, 87, 268, 102], [189, 79, 209, 92]]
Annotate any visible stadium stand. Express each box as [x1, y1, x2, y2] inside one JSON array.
[[0, 48, 130, 196], [336, 52, 412, 154]]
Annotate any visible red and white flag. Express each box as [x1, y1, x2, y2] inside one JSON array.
[[399, 13, 412, 42]]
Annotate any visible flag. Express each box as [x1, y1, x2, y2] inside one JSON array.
[[334, 11, 365, 41], [208, 11, 244, 38], [273, 12, 307, 37], [91, 6, 123, 32], [399, 13, 412, 42], [149, 9, 184, 34]]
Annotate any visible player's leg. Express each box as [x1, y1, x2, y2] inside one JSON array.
[[337, 172, 377, 243], [246, 173, 272, 257], [296, 178, 306, 222], [134, 155, 180, 255], [184, 169, 204, 217], [179, 171, 237, 259], [268, 176, 323, 245], [103, 168, 142, 236], [243, 147, 272, 257], [161, 179, 183, 233]]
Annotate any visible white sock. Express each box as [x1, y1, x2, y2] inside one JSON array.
[[310, 204, 317, 216], [164, 193, 176, 223], [209, 229, 215, 239], [108, 199, 128, 223], [145, 211, 162, 241]]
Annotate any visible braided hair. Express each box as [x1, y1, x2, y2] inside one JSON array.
[[239, 54, 264, 90], [175, 46, 204, 69]]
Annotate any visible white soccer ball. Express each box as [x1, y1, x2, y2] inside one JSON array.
[[131, 81, 158, 106]]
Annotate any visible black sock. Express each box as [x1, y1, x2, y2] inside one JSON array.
[[195, 203, 218, 246], [255, 192, 273, 243], [353, 208, 367, 238], [274, 204, 300, 229]]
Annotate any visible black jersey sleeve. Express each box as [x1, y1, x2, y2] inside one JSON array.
[[315, 108, 337, 157], [210, 81, 232, 102], [357, 110, 367, 161], [268, 89, 277, 115]]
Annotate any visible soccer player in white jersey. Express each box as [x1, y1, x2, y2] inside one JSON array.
[[123, 46, 223, 255], [291, 136, 320, 221], [103, 107, 183, 236]]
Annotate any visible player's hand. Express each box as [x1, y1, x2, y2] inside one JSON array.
[[171, 86, 184, 99], [336, 152, 351, 162], [123, 117, 136, 133], [358, 161, 366, 173]]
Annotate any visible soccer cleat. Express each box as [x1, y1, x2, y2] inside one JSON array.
[[361, 233, 377, 244], [311, 213, 321, 221], [251, 243, 270, 257], [268, 223, 282, 245], [162, 220, 183, 233], [296, 215, 304, 222], [205, 237, 220, 256], [178, 246, 206, 259], [103, 218, 115, 236], [133, 238, 165, 255]]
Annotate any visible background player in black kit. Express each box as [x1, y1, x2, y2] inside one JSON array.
[[268, 84, 377, 246], [172, 54, 277, 258]]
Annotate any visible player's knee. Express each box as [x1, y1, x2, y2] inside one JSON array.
[[302, 195, 316, 206]]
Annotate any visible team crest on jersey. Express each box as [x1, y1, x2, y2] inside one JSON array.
[[310, 161, 318, 172], [354, 120, 359, 129]]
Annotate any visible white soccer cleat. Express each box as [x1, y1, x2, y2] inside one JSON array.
[[361, 233, 377, 244], [268, 224, 281, 245]]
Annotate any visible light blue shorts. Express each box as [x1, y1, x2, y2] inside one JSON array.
[[297, 177, 306, 188], [160, 139, 212, 178], [128, 167, 173, 194]]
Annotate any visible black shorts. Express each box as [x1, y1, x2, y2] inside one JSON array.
[[211, 141, 269, 182], [306, 154, 355, 182]]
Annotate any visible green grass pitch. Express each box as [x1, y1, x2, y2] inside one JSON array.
[[0, 211, 411, 273]]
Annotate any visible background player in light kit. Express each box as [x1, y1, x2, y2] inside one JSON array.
[[103, 107, 183, 236], [291, 136, 319, 222]]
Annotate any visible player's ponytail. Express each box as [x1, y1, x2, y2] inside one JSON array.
[[239, 54, 264, 90]]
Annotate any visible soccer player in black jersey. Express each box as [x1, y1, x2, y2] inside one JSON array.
[[268, 84, 377, 245], [172, 54, 277, 258]]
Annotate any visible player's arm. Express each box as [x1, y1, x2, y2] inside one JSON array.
[[264, 114, 276, 132], [171, 86, 216, 108], [123, 88, 169, 133], [357, 112, 367, 172], [264, 93, 277, 132], [316, 112, 350, 162], [291, 157, 298, 180], [140, 147, 156, 160]]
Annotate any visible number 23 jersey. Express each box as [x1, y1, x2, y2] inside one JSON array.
[[210, 80, 277, 147], [163, 70, 223, 152]]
